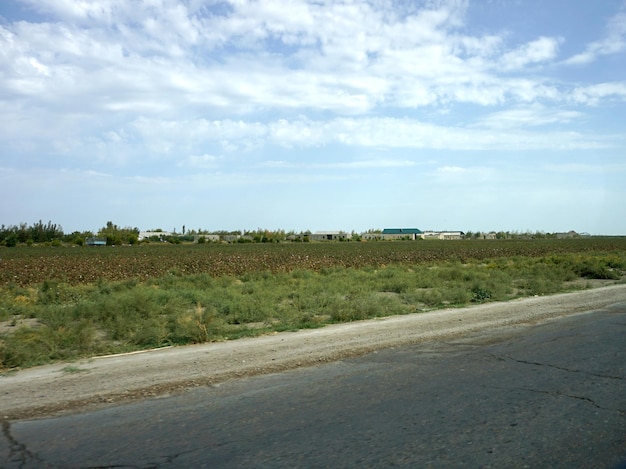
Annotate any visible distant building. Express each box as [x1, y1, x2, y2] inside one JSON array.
[[381, 228, 423, 240], [310, 231, 351, 241], [556, 231, 579, 239], [138, 231, 173, 241], [85, 237, 107, 246], [361, 232, 383, 241], [195, 234, 220, 243], [421, 231, 465, 240], [221, 234, 240, 243]]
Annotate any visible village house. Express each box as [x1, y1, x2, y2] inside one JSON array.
[[194, 234, 220, 242], [138, 231, 173, 241], [309, 231, 351, 241], [421, 231, 465, 240]]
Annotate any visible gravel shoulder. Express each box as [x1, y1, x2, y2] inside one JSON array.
[[2, 284, 626, 420]]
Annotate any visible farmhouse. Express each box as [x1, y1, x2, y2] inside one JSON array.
[[381, 228, 423, 240], [556, 230, 580, 239], [421, 231, 465, 240], [361, 232, 383, 241], [221, 234, 240, 243], [195, 234, 220, 243], [310, 231, 351, 241], [364, 229, 464, 241], [138, 231, 173, 241]]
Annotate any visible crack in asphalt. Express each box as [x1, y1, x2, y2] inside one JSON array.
[[483, 384, 625, 415], [0, 434, 207, 469], [1, 419, 48, 468], [516, 387, 625, 414], [483, 354, 626, 415], [492, 354, 625, 381], [46, 460, 154, 468], [78, 448, 202, 469]]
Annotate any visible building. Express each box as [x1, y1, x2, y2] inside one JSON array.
[[221, 234, 240, 243], [361, 232, 383, 241], [380, 228, 423, 240], [421, 231, 465, 240], [138, 231, 173, 241], [195, 234, 220, 243], [309, 231, 351, 241], [556, 230, 579, 239], [85, 237, 107, 246]]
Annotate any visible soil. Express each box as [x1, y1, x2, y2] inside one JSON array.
[[1, 284, 625, 420]]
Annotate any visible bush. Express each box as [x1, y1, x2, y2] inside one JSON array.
[[471, 286, 491, 302], [575, 260, 620, 280], [0, 320, 99, 369]]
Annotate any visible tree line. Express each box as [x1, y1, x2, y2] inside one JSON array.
[[0, 220, 139, 247], [0, 220, 588, 248]]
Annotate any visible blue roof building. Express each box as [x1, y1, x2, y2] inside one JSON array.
[[381, 228, 423, 240]]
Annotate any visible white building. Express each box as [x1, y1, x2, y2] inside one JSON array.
[[138, 231, 173, 241], [309, 231, 351, 241]]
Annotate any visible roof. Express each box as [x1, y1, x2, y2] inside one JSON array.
[[382, 228, 423, 235]]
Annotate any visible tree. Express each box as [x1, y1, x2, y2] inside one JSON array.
[[98, 221, 140, 245], [5, 233, 18, 247]]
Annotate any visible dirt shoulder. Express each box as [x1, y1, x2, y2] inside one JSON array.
[[2, 284, 626, 420]]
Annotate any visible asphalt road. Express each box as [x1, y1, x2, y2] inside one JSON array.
[[2, 302, 625, 468]]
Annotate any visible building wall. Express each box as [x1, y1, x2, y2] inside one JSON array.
[[310, 232, 351, 241], [420, 231, 464, 240], [195, 234, 220, 242], [139, 231, 173, 241], [381, 233, 417, 240]]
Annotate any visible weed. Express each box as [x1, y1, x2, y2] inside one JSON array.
[[61, 365, 88, 374]]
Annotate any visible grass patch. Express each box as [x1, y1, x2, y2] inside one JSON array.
[[61, 365, 88, 374]]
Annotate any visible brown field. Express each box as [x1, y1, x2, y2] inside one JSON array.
[[2, 237, 625, 287]]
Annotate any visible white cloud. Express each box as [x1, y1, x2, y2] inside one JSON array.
[[437, 165, 466, 174], [1, 0, 594, 123], [127, 116, 611, 152], [258, 158, 417, 170], [500, 36, 561, 70], [432, 165, 496, 184], [544, 162, 626, 174], [570, 82, 626, 105], [564, 11, 626, 65], [178, 154, 220, 169], [474, 104, 583, 129]]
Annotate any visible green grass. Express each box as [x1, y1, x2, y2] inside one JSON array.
[[1, 249, 625, 370]]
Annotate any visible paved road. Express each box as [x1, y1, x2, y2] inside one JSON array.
[[2, 303, 625, 468]]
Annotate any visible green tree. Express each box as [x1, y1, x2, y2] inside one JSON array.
[[98, 221, 139, 245], [5, 233, 18, 247]]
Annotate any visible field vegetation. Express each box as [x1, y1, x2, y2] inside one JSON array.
[[1, 238, 625, 370]]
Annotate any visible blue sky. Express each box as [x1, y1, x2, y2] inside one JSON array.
[[1, 0, 625, 235]]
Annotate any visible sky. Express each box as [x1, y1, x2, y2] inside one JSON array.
[[1, 0, 625, 235]]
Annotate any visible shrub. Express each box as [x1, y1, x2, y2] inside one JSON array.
[[471, 286, 491, 302], [575, 260, 620, 280]]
